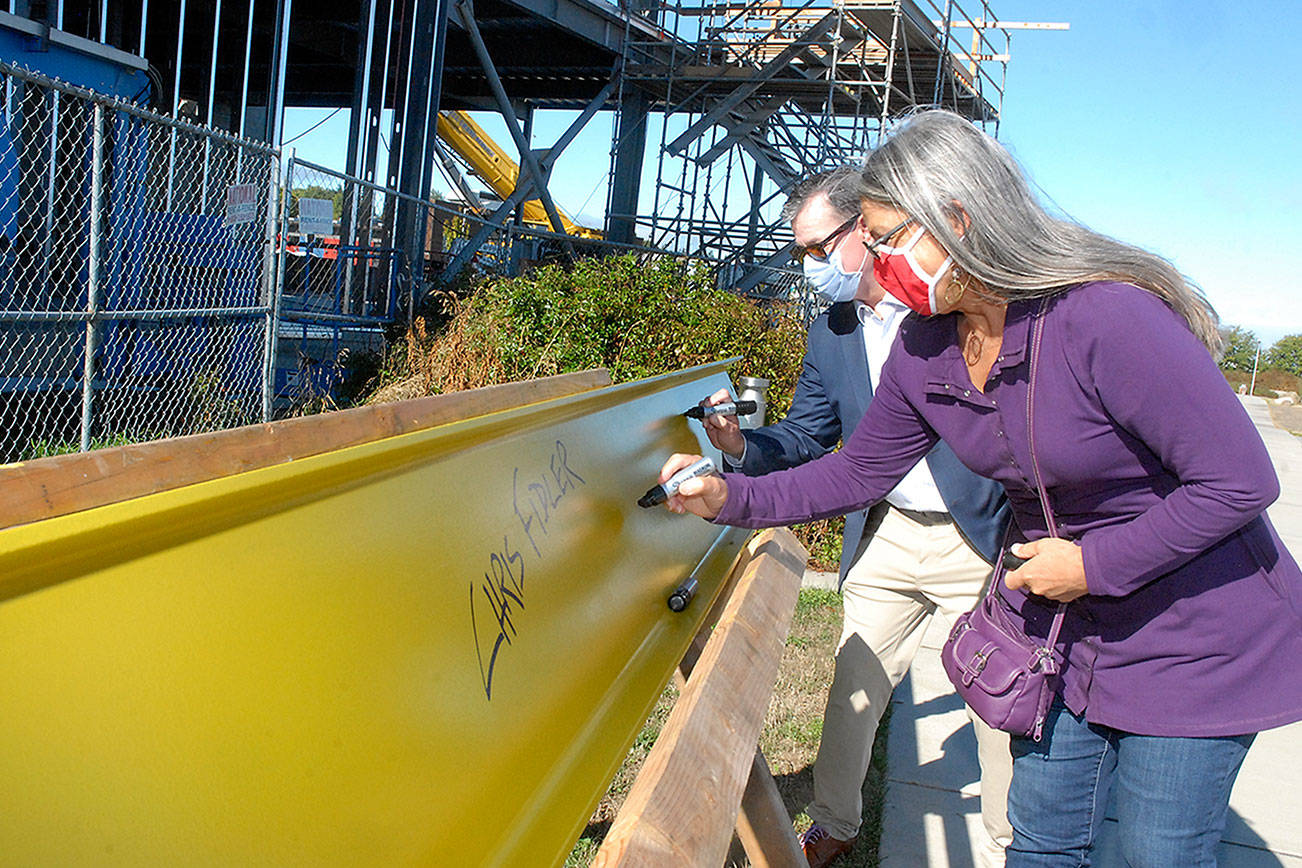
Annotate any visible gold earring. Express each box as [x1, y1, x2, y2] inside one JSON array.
[[945, 267, 970, 306]]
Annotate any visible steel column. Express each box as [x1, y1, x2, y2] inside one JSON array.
[[202, 0, 222, 202], [742, 160, 763, 264], [606, 86, 647, 246], [264, 0, 292, 145], [165, 0, 186, 208], [262, 149, 291, 421], [384, 0, 417, 193], [453, 0, 572, 249], [237, 0, 254, 142], [512, 102, 533, 230], [393, 0, 448, 295]]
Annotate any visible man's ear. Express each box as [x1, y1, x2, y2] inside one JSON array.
[[852, 214, 871, 242]]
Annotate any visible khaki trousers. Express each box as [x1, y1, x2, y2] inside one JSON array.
[[807, 505, 1013, 868]]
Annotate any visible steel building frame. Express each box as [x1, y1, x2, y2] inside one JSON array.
[[620, 0, 1010, 296], [3, 0, 1014, 303]]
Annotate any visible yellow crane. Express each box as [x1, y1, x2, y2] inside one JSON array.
[[436, 110, 603, 239]]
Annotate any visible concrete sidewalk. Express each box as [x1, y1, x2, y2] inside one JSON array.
[[873, 395, 1302, 867]]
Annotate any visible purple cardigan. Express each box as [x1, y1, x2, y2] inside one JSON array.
[[717, 282, 1302, 737]]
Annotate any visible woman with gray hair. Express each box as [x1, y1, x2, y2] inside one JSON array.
[[655, 110, 1302, 867]]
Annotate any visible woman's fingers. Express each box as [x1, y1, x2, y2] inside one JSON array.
[[665, 473, 727, 519], [1002, 539, 1088, 602], [659, 453, 702, 484], [706, 388, 733, 406]]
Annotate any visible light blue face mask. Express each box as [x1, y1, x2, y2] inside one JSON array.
[[802, 242, 863, 303]]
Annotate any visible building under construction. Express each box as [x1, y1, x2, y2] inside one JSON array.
[[2, 0, 1016, 285], [0, 0, 1038, 457]]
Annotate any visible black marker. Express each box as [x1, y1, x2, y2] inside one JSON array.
[[667, 529, 732, 612], [682, 400, 757, 420], [1002, 550, 1029, 572], [638, 456, 717, 508]]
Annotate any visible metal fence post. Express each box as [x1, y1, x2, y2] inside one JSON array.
[[81, 102, 106, 452], [262, 149, 291, 421]]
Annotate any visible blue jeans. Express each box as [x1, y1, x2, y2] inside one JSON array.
[[1006, 701, 1255, 868]]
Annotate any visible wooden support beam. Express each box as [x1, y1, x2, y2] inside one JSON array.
[[595, 528, 808, 867], [0, 369, 610, 529], [736, 749, 807, 867], [668, 542, 804, 867]]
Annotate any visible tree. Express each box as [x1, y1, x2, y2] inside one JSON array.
[[1217, 325, 1259, 372], [1266, 335, 1302, 377]]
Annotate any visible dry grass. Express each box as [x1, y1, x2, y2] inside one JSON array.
[[364, 315, 510, 405], [1267, 400, 1302, 435], [566, 588, 891, 867]]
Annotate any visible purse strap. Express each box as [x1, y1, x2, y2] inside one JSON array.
[[1025, 300, 1069, 651]]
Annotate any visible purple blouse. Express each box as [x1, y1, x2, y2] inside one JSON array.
[[717, 282, 1302, 737]]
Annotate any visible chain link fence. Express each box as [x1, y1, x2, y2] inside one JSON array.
[[0, 59, 822, 462], [274, 157, 408, 410], [0, 61, 277, 463]]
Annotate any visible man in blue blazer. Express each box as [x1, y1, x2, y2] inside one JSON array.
[[698, 168, 1012, 868]]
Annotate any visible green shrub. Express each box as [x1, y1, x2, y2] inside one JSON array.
[[364, 253, 843, 569], [382, 254, 806, 406]]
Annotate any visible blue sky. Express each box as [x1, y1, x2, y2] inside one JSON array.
[[283, 0, 1302, 346], [991, 0, 1301, 347]]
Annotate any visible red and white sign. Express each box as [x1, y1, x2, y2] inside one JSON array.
[[225, 183, 257, 226]]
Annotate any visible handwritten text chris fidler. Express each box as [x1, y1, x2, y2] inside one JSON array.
[[469, 439, 586, 700]]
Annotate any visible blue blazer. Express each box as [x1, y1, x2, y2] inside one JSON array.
[[737, 301, 1009, 581]]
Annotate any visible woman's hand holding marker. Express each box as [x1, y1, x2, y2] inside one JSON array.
[[658, 453, 728, 519]]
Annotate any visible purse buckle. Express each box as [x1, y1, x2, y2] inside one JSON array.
[[963, 647, 991, 686]]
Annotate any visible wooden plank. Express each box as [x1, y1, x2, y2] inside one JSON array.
[[736, 750, 807, 867], [671, 542, 805, 868], [0, 369, 610, 530], [669, 542, 804, 866], [595, 527, 808, 867]]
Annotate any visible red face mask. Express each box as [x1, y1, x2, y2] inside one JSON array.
[[871, 227, 954, 316]]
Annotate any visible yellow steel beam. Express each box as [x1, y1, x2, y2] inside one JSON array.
[[0, 370, 612, 531], [0, 362, 752, 865]]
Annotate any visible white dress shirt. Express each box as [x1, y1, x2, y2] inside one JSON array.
[[857, 296, 948, 513], [725, 297, 949, 514]]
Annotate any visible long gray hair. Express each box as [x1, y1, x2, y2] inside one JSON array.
[[858, 110, 1220, 352]]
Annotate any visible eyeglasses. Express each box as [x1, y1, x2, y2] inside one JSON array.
[[863, 218, 913, 259], [791, 216, 858, 263]]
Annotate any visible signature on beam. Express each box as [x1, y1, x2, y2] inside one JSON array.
[[470, 439, 586, 700]]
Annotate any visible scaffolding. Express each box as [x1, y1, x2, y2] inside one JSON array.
[[0, 0, 1022, 304], [620, 0, 1012, 296]]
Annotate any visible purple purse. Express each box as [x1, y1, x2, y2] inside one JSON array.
[[941, 304, 1068, 742]]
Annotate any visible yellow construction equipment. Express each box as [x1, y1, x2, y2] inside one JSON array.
[[436, 110, 603, 239], [0, 362, 749, 865]]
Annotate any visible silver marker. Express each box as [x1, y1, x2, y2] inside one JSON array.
[[637, 457, 717, 508]]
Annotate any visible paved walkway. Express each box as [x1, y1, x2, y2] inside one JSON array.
[[869, 395, 1302, 867]]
